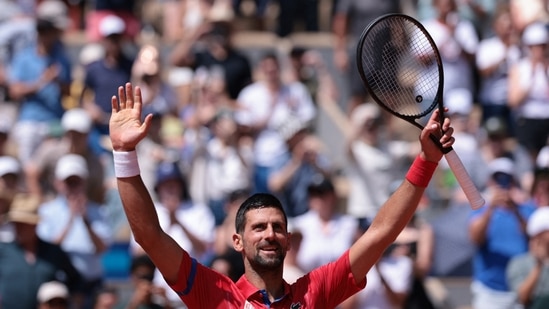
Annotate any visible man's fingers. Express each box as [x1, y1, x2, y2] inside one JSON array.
[[125, 82, 134, 109], [118, 86, 126, 109], [111, 95, 119, 113]]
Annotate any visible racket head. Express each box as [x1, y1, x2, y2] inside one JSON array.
[[356, 13, 444, 129]]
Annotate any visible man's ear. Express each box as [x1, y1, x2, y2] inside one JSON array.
[[232, 233, 243, 252]]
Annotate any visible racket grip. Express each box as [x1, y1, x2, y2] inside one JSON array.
[[444, 150, 485, 209]]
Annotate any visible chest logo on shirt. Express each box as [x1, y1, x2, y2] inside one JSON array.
[[290, 302, 302, 309]]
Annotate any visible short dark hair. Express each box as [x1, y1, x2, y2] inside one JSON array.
[[235, 193, 287, 233]]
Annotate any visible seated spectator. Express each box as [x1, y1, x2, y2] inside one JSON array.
[[37, 154, 112, 309], [507, 206, 549, 309], [0, 193, 82, 309], [268, 117, 333, 218], [25, 108, 106, 204], [37, 281, 70, 309], [117, 255, 171, 308]]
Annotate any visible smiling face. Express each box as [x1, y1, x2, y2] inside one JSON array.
[[233, 207, 290, 271]]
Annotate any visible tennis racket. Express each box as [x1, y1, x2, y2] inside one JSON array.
[[356, 13, 485, 209]]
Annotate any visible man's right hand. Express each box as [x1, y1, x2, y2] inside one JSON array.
[[109, 83, 152, 151]]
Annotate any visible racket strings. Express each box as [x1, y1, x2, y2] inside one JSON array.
[[359, 17, 440, 118]]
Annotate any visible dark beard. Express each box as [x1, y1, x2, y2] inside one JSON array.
[[251, 247, 286, 271]]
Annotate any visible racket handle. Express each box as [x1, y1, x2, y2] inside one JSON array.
[[444, 150, 485, 209]]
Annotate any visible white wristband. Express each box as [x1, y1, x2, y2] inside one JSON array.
[[113, 150, 140, 178]]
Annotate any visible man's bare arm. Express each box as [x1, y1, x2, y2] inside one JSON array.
[[348, 109, 454, 282], [110, 83, 184, 285]]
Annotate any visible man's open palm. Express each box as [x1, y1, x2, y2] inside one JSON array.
[[110, 83, 152, 151]]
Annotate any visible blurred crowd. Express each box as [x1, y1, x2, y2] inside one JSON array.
[[1, 0, 549, 308]]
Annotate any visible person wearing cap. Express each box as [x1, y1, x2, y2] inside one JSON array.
[[468, 157, 537, 309], [506, 206, 549, 309], [25, 107, 107, 205], [7, 0, 72, 166], [508, 20, 549, 162], [0, 155, 22, 242], [37, 281, 70, 309], [80, 14, 133, 154], [129, 160, 215, 308], [36, 153, 112, 309], [0, 193, 82, 309]]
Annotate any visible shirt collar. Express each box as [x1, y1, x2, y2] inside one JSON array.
[[235, 275, 291, 303]]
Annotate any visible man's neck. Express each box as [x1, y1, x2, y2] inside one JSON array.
[[245, 266, 286, 303]]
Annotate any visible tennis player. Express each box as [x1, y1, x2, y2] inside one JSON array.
[[109, 83, 455, 308]]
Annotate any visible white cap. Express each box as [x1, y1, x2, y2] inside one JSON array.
[[99, 15, 126, 37], [0, 156, 20, 177], [55, 154, 88, 180], [445, 88, 473, 115], [527, 206, 549, 237], [522, 22, 549, 46], [351, 103, 381, 127], [488, 157, 515, 175], [36, 0, 69, 30], [61, 108, 92, 134], [37, 281, 69, 303]]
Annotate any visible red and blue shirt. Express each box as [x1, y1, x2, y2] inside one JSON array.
[[170, 250, 365, 308]]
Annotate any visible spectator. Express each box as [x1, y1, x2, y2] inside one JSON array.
[[8, 0, 72, 165], [118, 255, 172, 309], [80, 14, 133, 155], [480, 116, 534, 191], [0, 155, 22, 242], [475, 3, 521, 132], [508, 21, 549, 161], [37, 281, 70, 309], [292, 175, 359, 272], [25, 108, 106, 204], [130, 160, 215, 308], [131, 44, 179, 117], [92, 286, 119, 309], [340, 245, 414, 309], [268, 116, 333, 218], [37, 154, 112, 309], [86, 0, 140, 42], [197, 109, 251, 225], [345, 103, 396, 227], [332, 0, 401, 114], [284, 47, 337, 104], [396, 214, 438, 309], [421, 0, 479, 97], [0, 193, 82, 309], [507, 206, 549, 309], [170, 19, 252, 102], [234, 53, 316, 194], [468, 157, 536, 309], [526, 168, 549, 209]]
